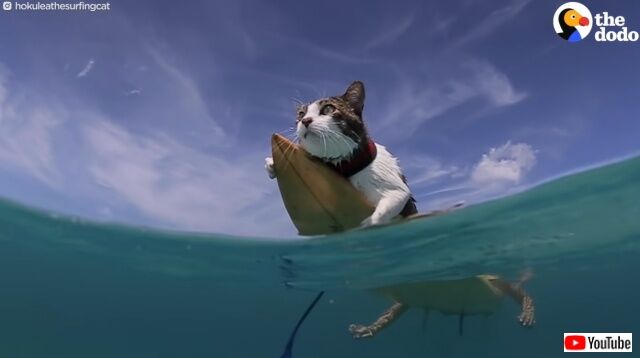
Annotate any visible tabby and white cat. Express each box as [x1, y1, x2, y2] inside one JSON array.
[[266, 81, 416, 226]]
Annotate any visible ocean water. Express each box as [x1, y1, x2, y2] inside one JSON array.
[[1, 156, 639, 358]]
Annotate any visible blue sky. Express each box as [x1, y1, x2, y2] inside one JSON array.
[[0, 0, 638, 236]]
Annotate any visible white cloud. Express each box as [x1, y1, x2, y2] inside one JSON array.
[[0, 65, 7, 104], [449, 0, 532, 49], [77, 58, 95, 78], [471, 141, 536, 185], [288, 37, 377, 64], [377, 60, 526, 136], [145, 45, 227, 143], [124, 89, 141, 96], [83, 118, 284, 235], [0, 67, 63, 187], [467, 60, 527, 106], [411, 141, 537, 213], [402, 153, 461, 187], [0, 53, 293, 236], [364, 15, 414, 50], [378, 81, 474, 133]]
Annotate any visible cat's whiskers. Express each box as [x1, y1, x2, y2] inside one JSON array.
[[289, 97, 305, 107], [349, 130, 362, 143], [279, 128, 298, 160], [324, 131, 348, 161], [325, 127, 357, 158], [278, 127, 298, 143], [321, 132, 328, 158], [278, 127, 296, 140], [313, 125, 343, 160], [283, 140, 297, 160]]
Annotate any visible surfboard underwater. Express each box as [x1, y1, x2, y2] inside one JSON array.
[[375, 275, 504, 316], [272, 134, 519, 354]]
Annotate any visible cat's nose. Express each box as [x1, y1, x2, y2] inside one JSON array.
[[301, 117, 313, 127]]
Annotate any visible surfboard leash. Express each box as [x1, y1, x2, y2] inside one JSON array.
[[280, 290, 325, 358]]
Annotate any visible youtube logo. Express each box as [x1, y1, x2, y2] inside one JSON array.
[[564, 333, 632, 352], [565, 335, 587, 350]]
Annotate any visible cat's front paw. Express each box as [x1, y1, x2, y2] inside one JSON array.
[[518, 296, 535, 327], [360, 215, 380, 228], [265, 157, 276, 179], [349, 324, 375, 339]]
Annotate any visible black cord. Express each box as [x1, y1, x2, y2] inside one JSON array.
[[280, 291, 325, 358]]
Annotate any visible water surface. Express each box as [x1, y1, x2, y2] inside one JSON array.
[[1, 156, 639, 357]]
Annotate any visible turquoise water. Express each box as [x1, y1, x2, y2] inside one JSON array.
[[1, 156, 639, 357]]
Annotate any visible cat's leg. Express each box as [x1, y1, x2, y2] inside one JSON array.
[[490, 278, 536, 327], [349, 302, 407, 339], [265, 157, 276, 179], [361, 189, 411, 226]]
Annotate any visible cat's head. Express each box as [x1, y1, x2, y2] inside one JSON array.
[[296, 81, 367, 161]]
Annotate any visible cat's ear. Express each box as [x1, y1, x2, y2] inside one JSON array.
[[342, 81, 365, 116]]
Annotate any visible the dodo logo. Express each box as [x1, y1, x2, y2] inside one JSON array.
[[554, 2, 593, 42]]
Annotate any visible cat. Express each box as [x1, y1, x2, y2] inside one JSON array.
[[266, 81, 417, 226]]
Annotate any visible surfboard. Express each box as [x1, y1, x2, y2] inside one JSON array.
[[271, 134, 374, 235], [374, 275, 504, 315], [271, 134, 462, 235], [271, 133, 374, 235], [271, 134, 517, 324]]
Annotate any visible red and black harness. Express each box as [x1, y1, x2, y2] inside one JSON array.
[[327, 139, 378, 178], [325, 139, 417, 217]]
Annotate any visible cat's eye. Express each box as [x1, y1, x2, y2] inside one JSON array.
[[321, 104, 335, 115], [297, 110, 305, 118]]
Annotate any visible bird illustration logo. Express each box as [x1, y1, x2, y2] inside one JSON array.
[[554, 2, 593, 42]]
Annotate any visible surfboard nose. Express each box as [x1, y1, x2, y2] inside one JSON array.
[[272, 133, 296, 157]]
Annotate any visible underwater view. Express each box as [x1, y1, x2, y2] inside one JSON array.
[[1, 155, 638, 357]]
